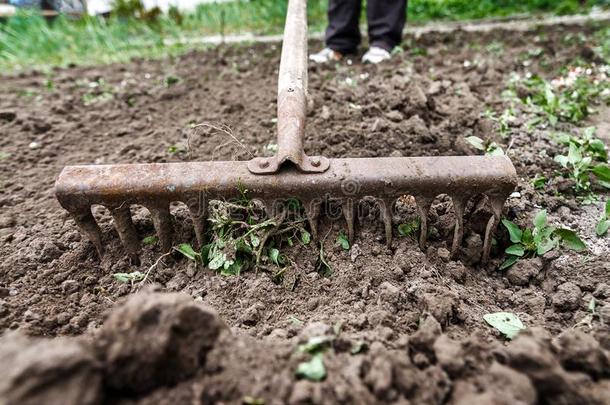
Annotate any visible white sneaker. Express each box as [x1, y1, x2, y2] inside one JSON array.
[[309, 47, 343, 64], [362, 46, 391, 64]]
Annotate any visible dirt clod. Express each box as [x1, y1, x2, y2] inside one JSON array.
[[506, 258, 543, 286], [552, 282, 582, 312], [96, 290, 225, 394], [0, 333, 102, 405]]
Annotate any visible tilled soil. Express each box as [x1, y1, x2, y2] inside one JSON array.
[[0, 19, 609, 404]]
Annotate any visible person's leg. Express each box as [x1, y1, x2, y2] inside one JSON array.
[[367, 0, 407, 52], [325, 0, 362, 54]]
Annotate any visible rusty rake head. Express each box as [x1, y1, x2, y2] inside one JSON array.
[[54, 0, 518, 265]]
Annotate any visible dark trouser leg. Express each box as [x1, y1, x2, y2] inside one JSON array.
[[367, 0, 407, 51], [325, 0, 362, 54]]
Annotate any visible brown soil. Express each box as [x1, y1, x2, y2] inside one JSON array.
[[1, 21, 609, 404]]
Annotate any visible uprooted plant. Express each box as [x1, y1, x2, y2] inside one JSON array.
[[500, 209, 585, 270], [175, 186, 314, 280]]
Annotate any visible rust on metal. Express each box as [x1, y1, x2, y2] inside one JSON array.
[[56, 155, 517, 260]]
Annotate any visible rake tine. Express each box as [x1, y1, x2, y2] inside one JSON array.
[[450, 196, 467, 258], [71, 207, 104, 258], [149, 203, 172, 253], [482, 195, 505, 264], [110, 205, 141, 265], [415, 196, 433, 250], [186, 194, 207, 247], [303, 198, 322, 239], [379, 198, 393, 248], [342, 198, 355, 244]]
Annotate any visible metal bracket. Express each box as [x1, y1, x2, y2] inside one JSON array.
[[247, 154, 330, 174]]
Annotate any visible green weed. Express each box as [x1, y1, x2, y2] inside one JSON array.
[[465, 135, 505, 156], [336, 232, 350, 250], [553, 127, 610, 195], [113, 271, 145, 283], [483, 312, 525, 340], [511, 68, 610, 126], [596, 200, 610, 236], [501, 209, 585, 270], [398, 219, 420, 238]]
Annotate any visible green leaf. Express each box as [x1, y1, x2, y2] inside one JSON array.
[[142, 235, 158, 246], [554, 154, 569, 168], [568, 143, 583, 165], [502, 219, 523, 243], [336, 232, 350, 250], [533, 210, 547, 230], [250, 234, 260, 248], [505, 244, 525, 256], [596, 220, 610, 236], [113, 273, 129, 283], [175, 243, 199, 261], [300, 229, 311, 245], [588, 139, 607, 160], [269, 248, 280, 265], [296, 353, 326, 381], [605, 200, 610, 217], [398, 220, 419, 237], [592, 165, 610, 182], [554, 228, 586, 251], [465, 136, 485, 151], [521, 228, 534, 245], [113, 271, 144, 283], [483, 312, 526, 339], [208, 251, 226, 270], [532, 175, 547, 189], [499, 255, 519, 270], [200, 243, 212, 266], [536, 237, 558, 256], [298, 336, 331, 354]]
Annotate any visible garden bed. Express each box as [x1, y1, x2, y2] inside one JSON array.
[[0, 19, 609, 404]]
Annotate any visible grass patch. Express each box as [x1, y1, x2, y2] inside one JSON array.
[[1, 0, 608, 72]]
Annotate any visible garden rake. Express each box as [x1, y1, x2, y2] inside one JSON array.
[[55, 0, 517, 265]]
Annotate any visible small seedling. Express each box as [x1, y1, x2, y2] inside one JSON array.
[[501, 210, 585, 269], [296, 353, 326, 381], [513, 68, 610, 126], [336, 232, 350, 250], [295, 336, 331, 382], [397, 219, 419, 237], [596, 201, 610, 236], [315, 241, 332, 276], [575, 298, 600, 329], [164, 75, 181, 87], [167, 144, 186, 154], [553, 127, 610, 195], [483, 312, 525, 339], [532, 174, 547, 190], [142, 235, 158, 246], [465, 136, 504, 156], [113, 271, 144, 283], [483, 107, 515, 138]]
